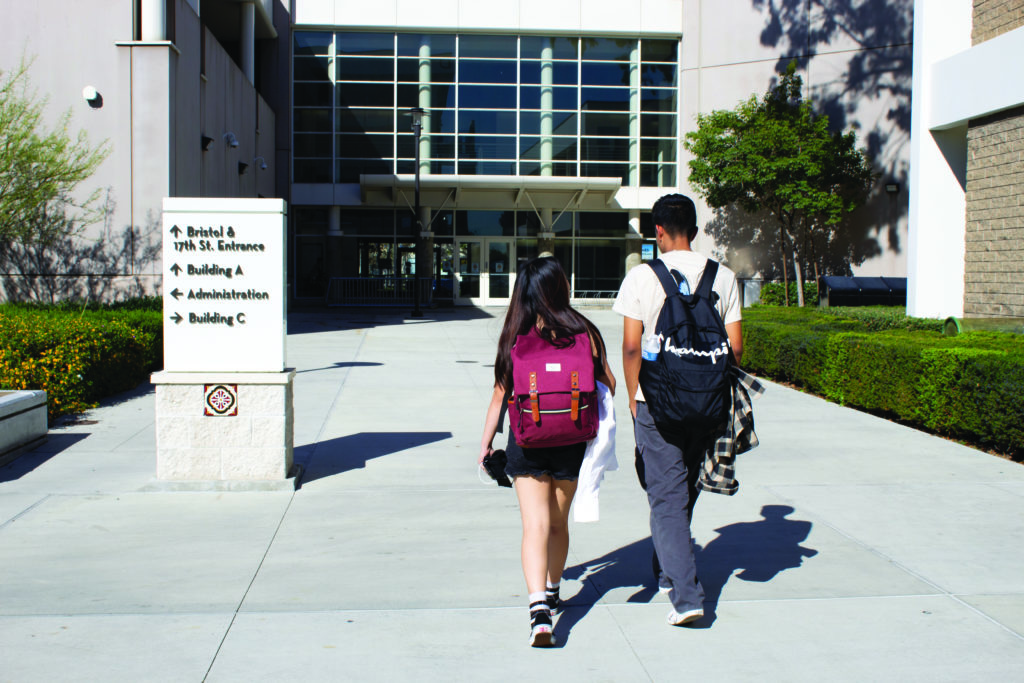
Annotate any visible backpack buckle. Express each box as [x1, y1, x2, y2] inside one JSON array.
[[529, 372, 540, 423], [570, 371, 580, 421]]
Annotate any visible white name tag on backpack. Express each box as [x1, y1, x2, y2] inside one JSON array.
[[546, 363, 561, 372]]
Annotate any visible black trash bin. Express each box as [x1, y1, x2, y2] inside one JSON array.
[[819, 276, 907, 307]]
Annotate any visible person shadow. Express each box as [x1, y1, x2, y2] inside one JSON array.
[[555, 504, 816, 642]]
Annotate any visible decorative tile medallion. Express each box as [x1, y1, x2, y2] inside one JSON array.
[[204, 384, 238, 416]]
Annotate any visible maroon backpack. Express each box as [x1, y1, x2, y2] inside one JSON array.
[[508, 327, 599, 448]]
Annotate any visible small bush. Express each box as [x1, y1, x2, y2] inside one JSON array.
[[743, 306, 1024, 457], [758, 281, 819, 306], [0, 300, 162, 421]]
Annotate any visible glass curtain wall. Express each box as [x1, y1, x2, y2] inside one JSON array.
[[293, 32, 679, 185]]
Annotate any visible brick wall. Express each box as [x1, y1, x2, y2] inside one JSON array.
[[964, 105, 1024, 317], [973, 0, 1024, 44]]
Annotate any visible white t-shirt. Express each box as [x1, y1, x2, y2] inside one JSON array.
[[612, 250, 742, 402]]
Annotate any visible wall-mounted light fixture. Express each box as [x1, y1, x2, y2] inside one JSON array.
[[254, 156, 268, 170], [224, 132, 239, 148], [82, 85, 102, 109], [885, 182, 900, 194], [201, 135, 214, 151], [238, 161, 249, 175]]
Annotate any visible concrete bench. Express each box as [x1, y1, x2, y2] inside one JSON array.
[[0, 390, 48, 467]]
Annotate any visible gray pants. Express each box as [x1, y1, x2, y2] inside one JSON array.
[[635, 402, 709, 613]]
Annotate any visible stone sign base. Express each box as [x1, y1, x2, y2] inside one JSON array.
[[0, 390, 48, 468], [151, 370, 297, 490]]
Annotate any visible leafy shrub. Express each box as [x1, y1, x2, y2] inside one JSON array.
[[743, 307, 1024, 457], [0, 301, 162, 421], [821, 306, 941, 332], [758, 281, 819, 306]]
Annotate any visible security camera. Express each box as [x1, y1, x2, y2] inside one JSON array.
[[224, 132, 240, 148], [82, 86, 102, 108], [255, 156, 268, 170]]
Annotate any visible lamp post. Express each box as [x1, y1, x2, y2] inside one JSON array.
[[408, 107, 425, 318]]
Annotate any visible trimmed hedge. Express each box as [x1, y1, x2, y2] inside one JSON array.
[[743, 306, 1024, 457], [759, 281, 819, 306], [0, 302, 163, 422]]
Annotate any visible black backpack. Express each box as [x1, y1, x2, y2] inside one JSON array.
[[638, 258, 732, 438]]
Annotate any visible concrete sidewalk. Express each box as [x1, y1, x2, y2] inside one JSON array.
[[2, 308, 1023, 682]]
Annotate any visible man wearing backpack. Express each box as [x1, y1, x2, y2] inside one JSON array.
[[613, 193, 743, 626]]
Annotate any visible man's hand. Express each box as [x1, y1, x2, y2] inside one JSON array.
[[622, 316, 644, 417]]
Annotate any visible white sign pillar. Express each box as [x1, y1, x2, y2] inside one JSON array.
[[151, 198, 296, 489]]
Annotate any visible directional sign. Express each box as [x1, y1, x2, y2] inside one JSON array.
[[162, 198, 287, 372]]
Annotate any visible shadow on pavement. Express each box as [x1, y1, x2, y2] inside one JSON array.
[[0, 434, 90, 483], [555, 505, 817, 641], [297, 431, 453, 485], [295, 361, 384, 374]]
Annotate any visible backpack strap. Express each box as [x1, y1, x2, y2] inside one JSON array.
[[695, 259, 719, 299], [648, 259, 683, 298]]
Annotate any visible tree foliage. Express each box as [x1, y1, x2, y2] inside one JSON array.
[[684, 62, 875, 304], [0, 59, 109, 248]]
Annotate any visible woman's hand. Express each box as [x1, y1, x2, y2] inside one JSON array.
[[478, 444, 493, 465]]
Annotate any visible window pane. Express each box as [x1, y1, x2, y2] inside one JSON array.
[[294, 133, 332, 158], [519, 137, 576, 160], [341, 209, 395, 235], [336, 159, 392, 182], [641, 139, 677, 162], [397, 57, 456, 83], [294, 236, 326, 297], [521, 36, 578, 60], [397, 134, 455, 159], [519, 111, 577, 135], [552, 162, 578, 176], [640, 163, 676, 187], [641, 113, 676, 137], [582, 112, 630, 137], [336, 57, 394, 81], [294, 56, 331, 81], [641, 39, 678, 63], [460, 59, 517, 84], [294, 159, 332, 183], [459, 34, 516, 59], [640, 63, 677, 87], [294, 206, 331, 233], [577, 212, 628, 236], [458, 135, 517, 159], [458, 110, 517, 134], [397, 34, 456, 57], [521, 60, 578, 84], [295, 32, 332, 56], [641, 87, 677, 113], [582, 87, 630, 111], [295, 82, 333, 107], [518, 86, 577, 110], [426, 110, 456, 134], [458, 85, 517, 109], [337, 134, 393, 158], [294, 108, 333, 132], [336, 32, 393, 56], [458, 160, 516, 175], [397, 83, 456, 109], [574, 239, 626, 294], [581, 38, 634, 61], [337, 83, 393, 107], [455, 210, 515, 236], [581, 162, 630, 182], [336, 108, 393, 133], [581, 61, 630, 87], [581, 137, 630, 161]]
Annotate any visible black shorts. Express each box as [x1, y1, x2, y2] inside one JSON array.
[[504, 431, 587, 481]]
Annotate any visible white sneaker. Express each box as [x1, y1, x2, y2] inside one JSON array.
[[529, 623, 555, 647], [667, 608, 704, 626]]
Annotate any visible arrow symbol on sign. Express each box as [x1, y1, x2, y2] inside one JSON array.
[[169, 225, 182, 238], [170, 313, 183, 324], [170, 288, 183, 300], [170, 263, 182, 276]]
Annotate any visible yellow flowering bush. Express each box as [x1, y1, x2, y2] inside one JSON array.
[[0, 306, 161, 422]]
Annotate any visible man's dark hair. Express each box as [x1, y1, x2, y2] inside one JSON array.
[[652, 194, 698, 241]]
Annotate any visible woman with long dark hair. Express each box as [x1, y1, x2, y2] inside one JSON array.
[[479, 257, 615, 647]]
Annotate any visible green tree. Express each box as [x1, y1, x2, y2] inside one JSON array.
[[684, 62, 875, 305], [0, 59, 109, 256]]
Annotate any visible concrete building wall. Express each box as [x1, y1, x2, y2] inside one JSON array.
[[0, 0, 281, 302], [964, 1, 1024, 318], [680, 0, 913, 278]]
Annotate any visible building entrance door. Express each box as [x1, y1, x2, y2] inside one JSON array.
[[455, 238, 514, 306]]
